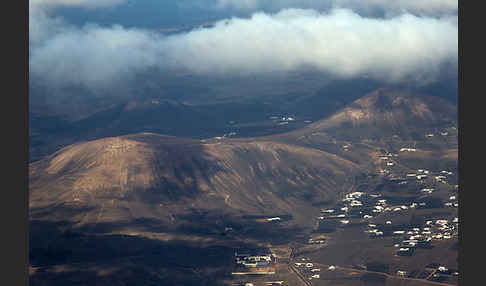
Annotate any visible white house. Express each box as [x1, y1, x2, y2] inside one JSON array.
[[436, 220, 448, 225], [350, 200, 363, 206], [400, 148, 416, 152], [438, 266, 448, 272], [397, 270, 407, 277]]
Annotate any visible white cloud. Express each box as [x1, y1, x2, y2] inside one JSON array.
[[164, 9, 457, 80], [29, 5, 458, 92], [30, 24, 163, 91], [29, 0, 127, 45], [215, 0, 458, 17]]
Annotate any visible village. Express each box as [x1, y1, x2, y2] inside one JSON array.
[[306, 142, 459, 284], [233, 251, 275, 273], [227, 139, 458, 286]]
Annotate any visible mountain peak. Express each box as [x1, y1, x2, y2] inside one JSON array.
[[307, 88, 456, 140]]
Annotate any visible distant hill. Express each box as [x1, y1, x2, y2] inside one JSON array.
[[29, 77, 457, 162], [305, 88, 457, 141]]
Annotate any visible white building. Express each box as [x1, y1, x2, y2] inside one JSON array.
[[438, 266, 448, 272], [350, 200, 363, 207], [397, 270, 407, 277], [400, 148, 417, 152]]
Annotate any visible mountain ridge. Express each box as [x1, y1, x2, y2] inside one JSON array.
[[29, 89, 457, 232]]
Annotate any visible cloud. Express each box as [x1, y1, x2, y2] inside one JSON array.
[[163, 9, 457, 80], [214, 0, 458, 17], [29, 0, 127, 45], [30, 25, 163, 91], [29, 4, 458, 93]]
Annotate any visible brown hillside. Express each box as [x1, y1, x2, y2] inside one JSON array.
[[29, 132, 361, 230], [304, 88, 456, 141]]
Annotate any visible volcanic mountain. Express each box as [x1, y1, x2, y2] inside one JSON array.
[[283, 88, 457, 142], [29, 89, 457, 234], [29, 132, 361, 232]]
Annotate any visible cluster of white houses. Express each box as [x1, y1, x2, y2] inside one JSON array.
[[392, 218, 457, 256], [294, 261, 322, 280], [379, 147, 456, 186], [314, 150, 458, 258], [235, 252, 274, 268], [366, 216, 458, 242], [317, 166, 457, 227], [319, 190, 434, 225], [444, 194, 458, 208], [400, 148, 417, 152], [269, 115, 295, 122], [307, 238, 325, 244]]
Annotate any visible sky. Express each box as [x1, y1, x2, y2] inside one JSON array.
[[29, 0, 458, 94], [212, 0, 458, 17]]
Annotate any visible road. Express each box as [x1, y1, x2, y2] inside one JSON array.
[[320, 264, 454, 286], [288, 247, 312, 286], [287, 246, 455, 286]]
